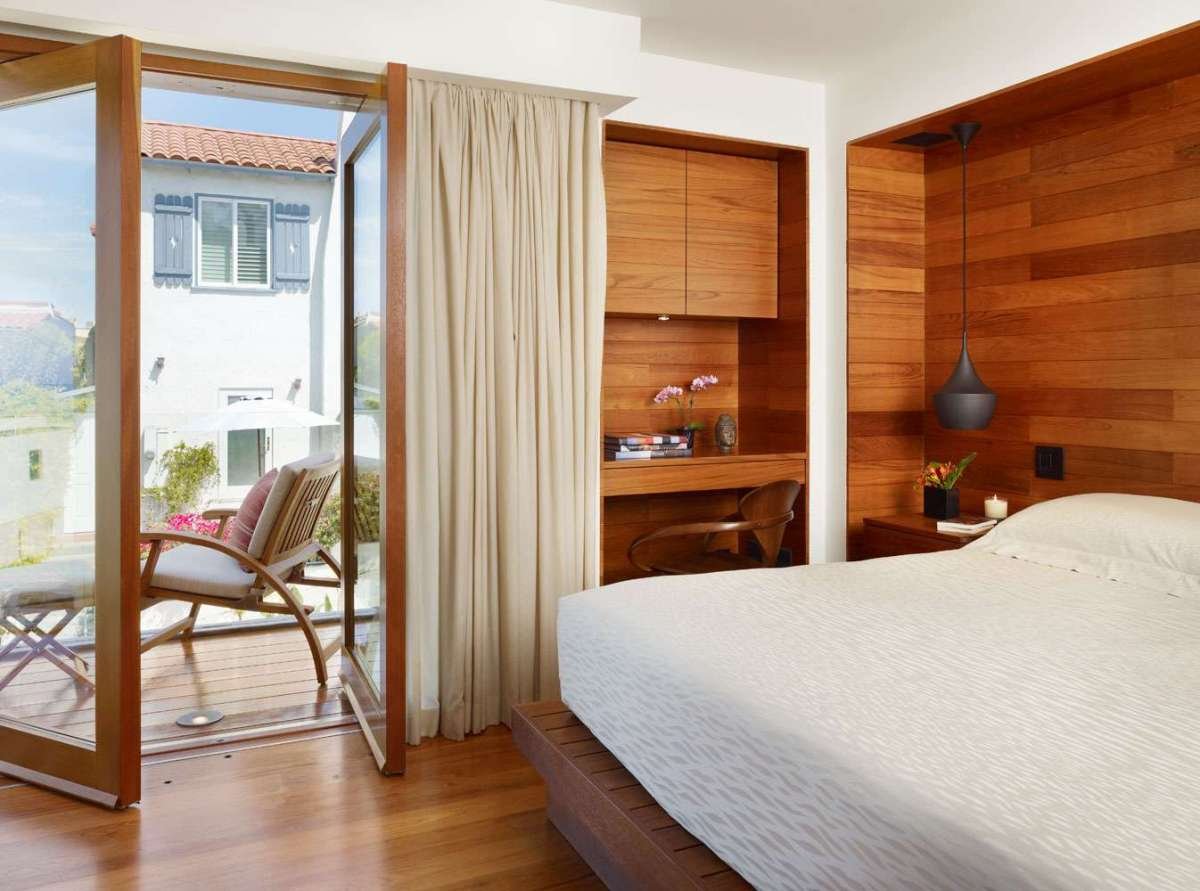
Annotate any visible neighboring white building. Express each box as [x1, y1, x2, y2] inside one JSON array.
[[139, 122, 342, 503], [0, 302, 80, 555]]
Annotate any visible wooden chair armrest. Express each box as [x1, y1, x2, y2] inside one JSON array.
[[200, 507, 239, 520], [627, 512, 794, 573], [199, 506, 238, 538]]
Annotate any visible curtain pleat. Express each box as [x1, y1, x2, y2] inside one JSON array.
[[406, 79, 604, 743]]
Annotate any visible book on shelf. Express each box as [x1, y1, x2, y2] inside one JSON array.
[[604, 432, 688, 446], [936, 515, 997, 535], [606, 441, 691, 453], [604, 447, 694, 461]]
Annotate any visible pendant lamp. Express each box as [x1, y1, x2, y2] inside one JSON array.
[[933, 121, 996, 430]]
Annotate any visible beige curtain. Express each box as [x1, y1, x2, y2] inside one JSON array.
[[406, 78, 605, 743]]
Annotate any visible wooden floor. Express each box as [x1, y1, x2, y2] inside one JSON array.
[[0, 623, 352, 747], [0, 726, 600, 890]]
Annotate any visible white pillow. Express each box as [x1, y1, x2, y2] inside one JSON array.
[[969, 493, 1200, 597]]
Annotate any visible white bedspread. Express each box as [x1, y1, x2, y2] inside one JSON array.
[[557, 550, 1200, 890]]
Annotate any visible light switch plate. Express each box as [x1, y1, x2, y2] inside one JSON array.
[[1035, 445, 1064, 480]]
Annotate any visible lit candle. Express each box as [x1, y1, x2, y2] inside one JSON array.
[[984, 494, 1008, 520]]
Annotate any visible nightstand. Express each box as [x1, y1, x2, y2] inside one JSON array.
[[860, 513, 984, 559]]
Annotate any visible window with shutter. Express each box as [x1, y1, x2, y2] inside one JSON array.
[[152, 194, 193, 282], [196, 196, 272, 288]]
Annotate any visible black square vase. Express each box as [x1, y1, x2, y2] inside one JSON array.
[[923, 487, 960, 520]]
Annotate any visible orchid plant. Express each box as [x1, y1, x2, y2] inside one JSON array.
[[916, 452, 977, 490], [653, 374, 719, 431]]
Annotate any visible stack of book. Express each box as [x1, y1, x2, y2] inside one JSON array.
[[604, 432, 693, 461], [936, 515, 997, 535]]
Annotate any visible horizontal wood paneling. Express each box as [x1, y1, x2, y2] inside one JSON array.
[[846, 145, 925, 557], [602, 317, 739, 435], [924, 67, 1200, 516]]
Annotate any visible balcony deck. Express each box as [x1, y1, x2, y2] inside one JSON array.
[[0, 622, 351, 749]]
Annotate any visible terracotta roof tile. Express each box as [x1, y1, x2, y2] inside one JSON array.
[[141, 121, 336, 175], [0, 302, 68, 330]]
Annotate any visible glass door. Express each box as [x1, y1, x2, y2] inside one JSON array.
[[0, 37, 142, 806], [339, 64, 407, 774]]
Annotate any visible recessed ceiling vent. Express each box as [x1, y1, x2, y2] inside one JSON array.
[[892, 131, 953, 148]]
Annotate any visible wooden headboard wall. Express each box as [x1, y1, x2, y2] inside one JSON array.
[[847, 22, 1200, 559]]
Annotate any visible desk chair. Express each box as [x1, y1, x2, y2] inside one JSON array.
[[628, 479, 801, 575]]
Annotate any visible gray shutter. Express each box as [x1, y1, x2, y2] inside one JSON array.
[[273, 203, 311, 288], [153, 194, 193, 281]]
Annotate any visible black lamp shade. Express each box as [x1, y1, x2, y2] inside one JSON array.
[[934, 339, 996, 430]]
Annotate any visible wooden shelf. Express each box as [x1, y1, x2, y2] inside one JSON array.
[[602, 450, 806, 497]]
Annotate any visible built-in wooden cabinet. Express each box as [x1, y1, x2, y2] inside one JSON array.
[[604, 140, 778, 319], [685, 151, 778, 318], [603, 141, 687, 316]]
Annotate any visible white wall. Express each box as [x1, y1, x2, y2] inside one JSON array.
[[610, 53, 833, 561], [815, 5, 1200, 562], [0, 0, 640, 107], [139, 161, 337, 499]]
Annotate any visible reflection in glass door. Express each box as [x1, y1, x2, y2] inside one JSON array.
[[0, 89, 98, 744], [0, 36, 142, 807], [350, 129, 384, 691]]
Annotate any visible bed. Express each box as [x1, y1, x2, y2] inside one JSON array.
[[540, 494, 1200, 890]]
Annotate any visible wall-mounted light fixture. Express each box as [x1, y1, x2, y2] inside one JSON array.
[[149, 356, 166, 383]]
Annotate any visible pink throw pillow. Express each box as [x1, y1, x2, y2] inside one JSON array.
[[227, 469, 279, 553]]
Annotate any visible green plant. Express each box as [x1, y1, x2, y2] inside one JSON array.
[[314, 471, 380, 547], [0, 552, 48, 570], [147, 442, 220, 514], [0, 381, 73, 424]]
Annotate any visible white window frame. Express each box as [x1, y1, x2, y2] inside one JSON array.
[[195, 194, 273, 290]]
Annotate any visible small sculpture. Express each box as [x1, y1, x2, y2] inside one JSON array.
[[714, 413, 736, 453]]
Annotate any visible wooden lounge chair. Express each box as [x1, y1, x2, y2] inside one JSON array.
[[628, 478, 802, 575], [139, 453, 343, 685]]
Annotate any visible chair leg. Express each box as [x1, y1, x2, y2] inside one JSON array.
[[0, 611, 93, 690], [268, 582, 330, 686], [180, 603, 202, 639]]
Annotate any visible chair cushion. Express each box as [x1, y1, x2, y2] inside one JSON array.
[[150, 544, 256, 600], [227, 469, 278, 553], [0, 558, 94, 613], [247, 452, 335, 559]]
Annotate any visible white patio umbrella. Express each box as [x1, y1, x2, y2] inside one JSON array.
[[177, 397, 338, 433]]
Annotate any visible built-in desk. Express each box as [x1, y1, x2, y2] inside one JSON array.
[[601, 450, 807, 582], [602, 450, 807, 496]]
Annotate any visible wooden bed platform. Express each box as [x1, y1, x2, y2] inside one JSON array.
[[512, 701, 751, 891]]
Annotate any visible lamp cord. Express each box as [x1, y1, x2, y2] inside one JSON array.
[[961, 137, 968, 344]]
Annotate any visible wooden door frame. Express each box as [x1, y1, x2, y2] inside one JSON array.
[[339, 63, 408, 775], [0, 26, 408, 794], [0, 35, 141, 808]]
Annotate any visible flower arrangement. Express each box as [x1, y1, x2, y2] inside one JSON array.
[[653, 374, 719, 432], [917, 452, 977, 490]]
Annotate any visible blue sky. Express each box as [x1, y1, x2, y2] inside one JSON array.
[[0, 89, 338, 324]]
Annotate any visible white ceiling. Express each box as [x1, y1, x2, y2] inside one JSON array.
[[555, 0, 963, 83]]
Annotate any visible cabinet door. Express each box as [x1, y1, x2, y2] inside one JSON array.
[[604, 142, 686, 315], [685, 151, 777, 318]]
